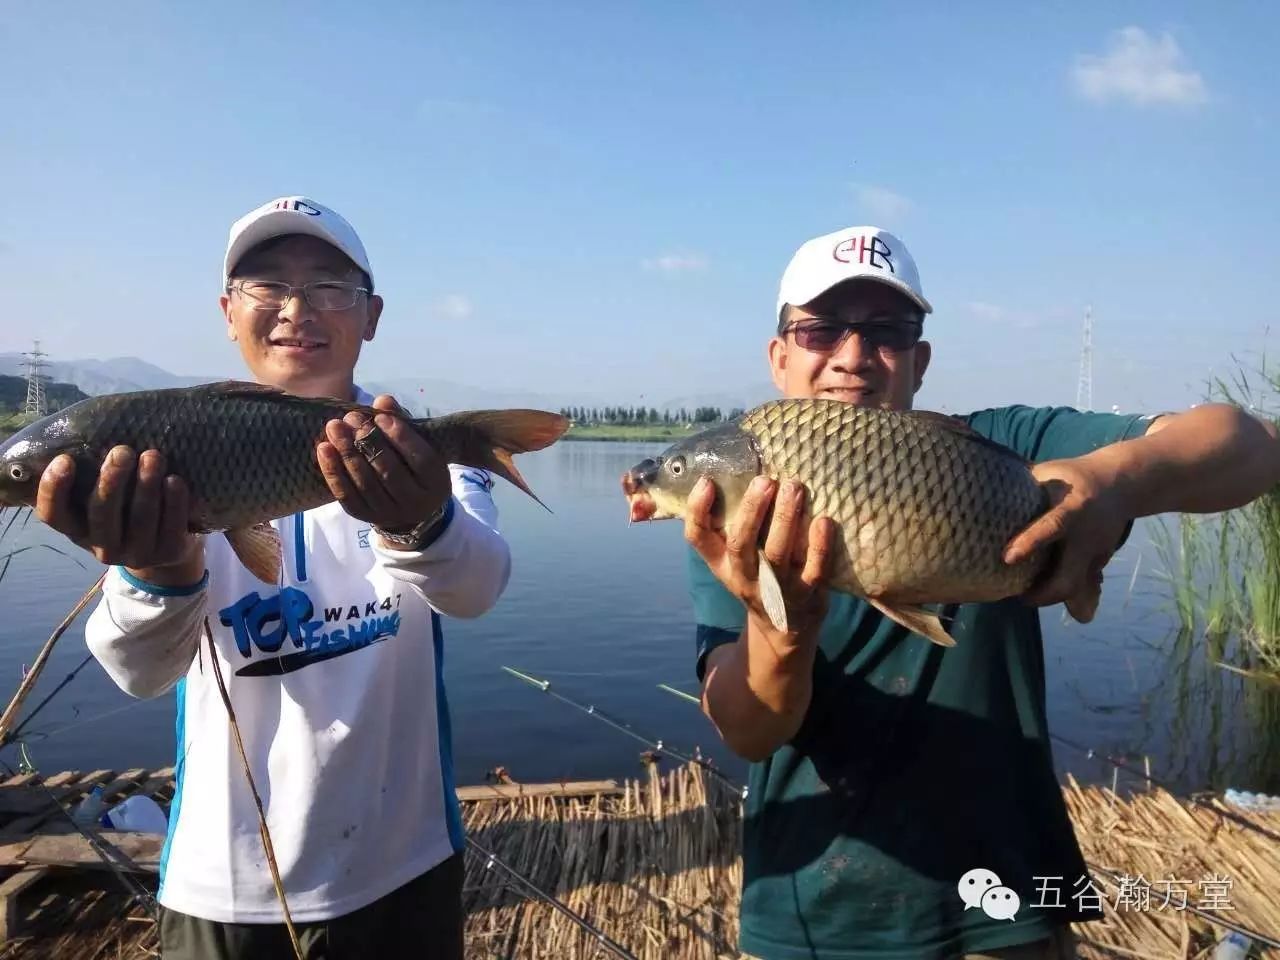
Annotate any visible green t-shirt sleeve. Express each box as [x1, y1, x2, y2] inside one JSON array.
[[965, 404, 1162, 462], [686, 545, 746, 681]]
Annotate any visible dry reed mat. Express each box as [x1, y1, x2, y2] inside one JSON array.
[[460, 758, 744, 960], [3, 761, 1280, 959], [1063, 773, 1280, 959]]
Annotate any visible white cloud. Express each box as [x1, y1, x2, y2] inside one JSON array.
[[432, 294, 473, 320], [1071, 27, 1208, 107], [853, 184, 913, 224], [641, 253, 708, 274]]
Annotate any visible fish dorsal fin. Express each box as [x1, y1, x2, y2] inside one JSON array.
[[199, 379, 288, 396], [901, 409, 1028, 464], [196, 380, 372, 414]]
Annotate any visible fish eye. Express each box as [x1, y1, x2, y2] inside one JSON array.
[[8, 464, 28, 482], [668, 456, 686, 476]]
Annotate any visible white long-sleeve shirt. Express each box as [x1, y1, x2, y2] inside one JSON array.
[[83, 388, 511, 924]]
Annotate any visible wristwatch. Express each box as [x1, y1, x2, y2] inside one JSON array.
[[374, 499, 451, 550]]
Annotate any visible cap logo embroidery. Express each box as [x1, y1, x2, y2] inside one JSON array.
[[833, 235, 895, 274], [273, 199, 322, 216]]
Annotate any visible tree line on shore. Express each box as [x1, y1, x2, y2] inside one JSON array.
[[558, 405, 745, 426]]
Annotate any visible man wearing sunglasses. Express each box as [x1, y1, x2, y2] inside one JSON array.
[[678, 226, 1280, 959], [38, 196, 510, 958]]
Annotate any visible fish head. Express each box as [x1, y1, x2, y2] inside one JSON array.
[[0, 412, 86, 507], [625, 422, 761, 525]]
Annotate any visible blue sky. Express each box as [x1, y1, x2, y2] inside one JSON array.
[[1, 2, 1276, 414]]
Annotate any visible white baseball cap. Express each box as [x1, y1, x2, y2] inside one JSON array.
[[223, 196, 374, 290], [776, 225, 931, 325]]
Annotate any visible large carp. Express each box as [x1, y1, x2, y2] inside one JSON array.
[[0, 380, 569, 582], [623, 398, 1051, 646]]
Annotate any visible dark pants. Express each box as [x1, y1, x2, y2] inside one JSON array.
[[159, 852, 465, 960]]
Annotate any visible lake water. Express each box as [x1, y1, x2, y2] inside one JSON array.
[[1, 440, 1276, 796]]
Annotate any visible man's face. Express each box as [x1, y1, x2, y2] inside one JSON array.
[[219, 234, 384, 396], [767, 280, 931, 410]]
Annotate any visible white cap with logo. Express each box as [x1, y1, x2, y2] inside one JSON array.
[[776, 225, 931, 325], [223, 196, 374, 290]]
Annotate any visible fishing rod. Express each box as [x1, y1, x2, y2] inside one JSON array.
[[465, 835, 639, 960], [499, 666, 743, 793], [2, 653, 95, 747], [644, 685, 1280, 949], [0, 572, 105, 745], [1084, 858, 1280, 951], [1048, 732, 1280, 845]]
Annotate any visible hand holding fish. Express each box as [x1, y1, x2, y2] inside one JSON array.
[[683, 474, 838, 650], [316, 395, 453, 541], [34, 446, 202, 580], [1002, 455, 1130, 623]]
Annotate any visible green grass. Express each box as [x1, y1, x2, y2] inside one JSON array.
[[0, 411, 38, 439], [563, 423, 701, 442], [1153, 352, 1280, 674]]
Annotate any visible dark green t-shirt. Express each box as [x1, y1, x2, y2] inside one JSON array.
[[688, 405, 1158, 960]]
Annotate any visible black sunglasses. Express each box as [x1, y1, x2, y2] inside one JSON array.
[[781, 317, 923, 353]]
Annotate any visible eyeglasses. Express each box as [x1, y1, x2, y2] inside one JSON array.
[[229, 280, 369, 312], [780, 317, 922, 353]]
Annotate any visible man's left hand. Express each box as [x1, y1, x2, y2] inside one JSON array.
[[1001, 456, 1131, 624], [317, 395, 451, 534]]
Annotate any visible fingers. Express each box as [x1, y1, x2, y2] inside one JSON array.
[[1003, 500, 1069, 565], [724, 476, 776, 582], [371, 394, 405, 416], [121, 450, 165, 563], [365, 412, 448, 505], [86, 446, 136, 563], [683, 476, 722, 560], [35, 454, 85, 542], [762, 480, 804, 569], [799, 517, 836, 589], [318, 428, 374, 518], [155, 475, 193, 564]]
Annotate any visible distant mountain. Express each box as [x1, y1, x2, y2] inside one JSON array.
[[0, 374, 89, 413], [0, 354, 218, 396], [0, 354, 778, 419]]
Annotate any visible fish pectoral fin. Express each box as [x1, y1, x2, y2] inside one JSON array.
[[225, 523, 283, 584], [756, 550, 789, 634], [866, 598, 956, 648]]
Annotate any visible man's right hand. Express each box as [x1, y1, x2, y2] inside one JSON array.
[[685, 474, 837, 761], [684, 474, 836, 656], [35, 447, 204, 585]]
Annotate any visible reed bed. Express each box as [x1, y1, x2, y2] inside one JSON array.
[[1, 761, 1278, 959], [1063, 774, 1280, 959], [459, 759, 743, 959]]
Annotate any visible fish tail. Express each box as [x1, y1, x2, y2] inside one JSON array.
[[413, 410, 570, 511]]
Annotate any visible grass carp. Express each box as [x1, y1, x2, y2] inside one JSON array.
[[0, 380, 569, 582], [623, 398, 1051, 647]]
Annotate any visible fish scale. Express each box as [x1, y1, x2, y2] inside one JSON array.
[[737, 399, 1046, 603], [625, 397, 1051, 646]]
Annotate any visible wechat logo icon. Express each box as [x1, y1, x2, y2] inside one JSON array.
[[958, 868, 1021, 921]]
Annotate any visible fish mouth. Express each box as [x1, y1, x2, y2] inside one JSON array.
[[622, 461, 677, 523], [627, 491, 661, 523]]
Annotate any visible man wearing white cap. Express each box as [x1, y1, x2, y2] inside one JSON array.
[[37, 196, 512, 957], [673, 225, 1280, 958]]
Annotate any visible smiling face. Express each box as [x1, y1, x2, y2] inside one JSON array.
[[768, 278, 931, 410], [219, 234, 384, 399]]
